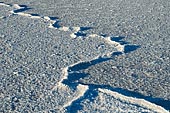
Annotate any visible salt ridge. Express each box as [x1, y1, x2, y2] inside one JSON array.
[[0, 2, 168, 112]]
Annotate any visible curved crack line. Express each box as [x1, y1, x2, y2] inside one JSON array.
[[57, 50, 169, 113], [1, 2, 92, 39], [63, 84, 169, 113], [1, 1, 132, 52], [1, 2, 168, 113], [58, 47, 169, 112]]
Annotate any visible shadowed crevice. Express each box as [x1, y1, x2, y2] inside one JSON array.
[[68, 44, 140, 72], [110, 36, 129, 45], [68, 57, 111, 72], [124, 45, 141, 53], [80, 27, 93, 31], [49, 16, 59, 20], [74, 27, 93, 37], [30, 13, 40, 16], [74, 32, 87, 37], [13, 6, 31, 13], [53, 20, 62, 28]]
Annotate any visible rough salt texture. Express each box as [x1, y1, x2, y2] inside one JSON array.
[[0, 0, 170, 112]]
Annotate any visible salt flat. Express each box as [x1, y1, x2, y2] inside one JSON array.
[[0, 0, 169, 113]]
